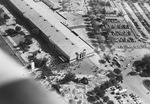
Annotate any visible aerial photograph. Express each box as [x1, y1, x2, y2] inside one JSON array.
[[0, 0, 150, 104]]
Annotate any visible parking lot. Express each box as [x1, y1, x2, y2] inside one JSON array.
[[105, 85, 142, 104], [105, 17, 146, 49]]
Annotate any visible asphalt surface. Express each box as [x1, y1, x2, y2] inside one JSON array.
[[120, 56, 150, 104]]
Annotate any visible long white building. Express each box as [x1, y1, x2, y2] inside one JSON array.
[[6, 0, 94, 63]]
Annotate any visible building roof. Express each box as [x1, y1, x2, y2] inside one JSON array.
[[42, 0, 61, 10], [9, 0, 93, 60]]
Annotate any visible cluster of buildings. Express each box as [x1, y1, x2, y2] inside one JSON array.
[[6, 0, 94, 63]]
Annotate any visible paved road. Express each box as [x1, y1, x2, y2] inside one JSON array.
[[121, 56, 150, 104]]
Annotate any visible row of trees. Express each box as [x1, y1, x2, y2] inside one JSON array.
[[106, 69, 123, 83], [86, 2, 116, 50], [26, 49, 53, 79], [86, 77, 117, 104], [58, 72, 88, 85], [89, 0, 111, 7], [33, 57, 54, 79], [5, 26, 21, 36], [89, 0, 117, 49], [86, 68, 122, 104]]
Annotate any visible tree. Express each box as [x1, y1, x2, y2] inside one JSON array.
[[99, 43, 106, 51], [18, 41, 29, 52], [89, 0, 96, 6], [101, 31, 109, 37], [4, 14, 10, 20], [113, 68, 121, 75], [15, 26, 21, 32], [116, 74, 123, 83], [97, 35, 106, 44], [135, 66, 143, 73], [89, 14, 97, 20], [96, 90, 105, 98], [100, 83, 107, 90], [106, 36, 116, 46], [131, 0, 138, 3], [99, 1, 106, 6], [73, 78, 80, 83], [87, 96, 97, 103], [51, 84, 61, 94], [24, 36, 33, 45], [101, 27, 111, 39], [142, 54, 150, 71], [86, 91, 95, 96], [118, 11, 123, 16], [106, 1, 111, 6], [59, 72, 76, 84], [94, 86, 101, 92], [40, 64, 53, 78], [99, 59, 106, 64], [102, 8, 106, 14], [133, 54, 150, 74], [127, 71, 138, 76], [109, 78, 117, 86], [106, 71, 116, 79], [102, 20, 108, 26], [33, 58, 47, 68], [5, 28, 17, 35], [100, 14, 105, 19], [132, 60, 143, 68], [94, 86, 105, 98], [91, 20, 99, 33], [102, 96, 109, 102], [104, 81, 112, 89], [107, 100, 114, 104], [93, 101, 103, 104]]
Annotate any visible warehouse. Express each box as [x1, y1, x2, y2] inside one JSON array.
[[7, 0, 94, 63]]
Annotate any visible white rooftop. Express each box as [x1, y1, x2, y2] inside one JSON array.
[[9, 0, 93, 60]]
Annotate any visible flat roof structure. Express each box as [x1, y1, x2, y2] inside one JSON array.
[[41, 0, 61, 10], [8, 0, 93, 62]]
